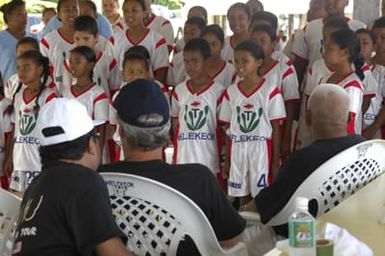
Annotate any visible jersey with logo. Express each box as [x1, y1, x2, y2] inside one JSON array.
[[63, 52, 119, 98], [171, 80, 224, 174], [114, 29, 169, 75], [292, 18, 366, 66], [218, 79, 286, 197], [221, 36, 235, 63], [363, 64, 385, 138], [145, 14, 174, 49], [12, 86, 56, 172], [62, 84, 108, 122]]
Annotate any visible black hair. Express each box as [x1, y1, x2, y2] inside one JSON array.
[[355, 28, 375, 44], [189, 6, 208, 20], [39, 129, 97, 166], [372, 16, 385, 30], [81, 0, 97, 16], [123, 52, 150, 70], [42, 7, 56, 17], [8, 50, 50, 114], [16, 37, 39, 52], [235, 40, 265, 60], [330, 28, 365, 81], [70, 45, 96, 81], [202, 24, 225, 46], [74, 15, 98, 36], [227, 2, 251, 19], [323, 16, 349, 31], [251, 24, 277, 42], [123, 0, 146, 11], [125, 45, 151, 60], [183, 38, 211, 60], [250, 11, 278, 32], [57, 0, 78, 13], [0, 0, 25, 24], [185, 17, 207, 36]]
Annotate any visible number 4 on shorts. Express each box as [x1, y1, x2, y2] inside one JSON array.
[[257, 174, 267, 188]]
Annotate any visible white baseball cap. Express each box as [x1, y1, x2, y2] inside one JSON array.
[[37, 98, 104, 146]]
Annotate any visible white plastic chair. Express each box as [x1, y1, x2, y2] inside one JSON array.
[[101, 172, 247, 256], [0, 189, 21, 256], [265, 139, 385, 226]]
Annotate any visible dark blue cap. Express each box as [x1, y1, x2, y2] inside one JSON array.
[[114, 79, 170, 127]]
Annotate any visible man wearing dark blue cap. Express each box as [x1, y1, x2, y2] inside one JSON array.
[[98, 79, 246, 254]]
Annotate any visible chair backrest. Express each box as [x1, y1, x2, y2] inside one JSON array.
[[0, 189, 21, 256], [100, 172, 247, 256], [267, 139, 385, 226]]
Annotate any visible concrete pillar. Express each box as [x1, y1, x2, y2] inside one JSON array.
[[353, 0, 380, 27]]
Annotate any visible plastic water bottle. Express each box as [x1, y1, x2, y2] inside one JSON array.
[[288, 197, 316, 256]]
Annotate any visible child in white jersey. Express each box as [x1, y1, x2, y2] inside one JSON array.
[[222, 3, 252, 62], [202, 24, 236, 88], [63, 46, 108, 156], [219, 41, 286, 204], [7, 51, 56, 193], [171, 38, 224, 176]]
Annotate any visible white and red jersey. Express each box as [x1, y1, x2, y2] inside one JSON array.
[[306, 59, 375, 98], [272, 51, 293, 67], [114, 29, 169, 75], [40, 30, 75, 92], [167, 51, 186, 87], [219, 79, 286, 138], [63, 52, 119, 98], [274, 36, 285, 52], [171, 80, 224, 174], [110, 16, 127, 40], [221, 36, 235, 63], [12, 86, 56, 172], [283, 29, 303, 61], [210, 61, 236, 88], [5, 74, 56, 100], [363, 64, 385, 138], [259, 60, 300, 102], [292, 18, 366, 66], [145, 14, 174, 49], [0, 96, 12, 176], [62, 84, 109, 122]]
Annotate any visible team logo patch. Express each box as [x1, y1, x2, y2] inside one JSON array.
[[19, 110, 38, 135], [184, 101, 209, 131], [236, 104, 263, 133]]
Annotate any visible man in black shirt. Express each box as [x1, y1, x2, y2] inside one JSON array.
[[241, 84, 364, 253], [98, 79, 246, 254], [13, 99, 132, 256]]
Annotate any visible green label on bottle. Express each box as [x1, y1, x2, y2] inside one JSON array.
[[289, 220, 315, 248]]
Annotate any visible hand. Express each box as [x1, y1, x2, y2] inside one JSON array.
[[362, 126, 377, 139], [240, 199, 257, 212]]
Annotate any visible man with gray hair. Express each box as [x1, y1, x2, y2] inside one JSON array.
[[242, 83, 364, 239], [98, 79, 246, 254]]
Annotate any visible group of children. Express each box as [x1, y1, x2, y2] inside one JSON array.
[[1, 0, 385, 206]]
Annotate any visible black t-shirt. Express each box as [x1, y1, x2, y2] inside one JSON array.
[[255, 135, 365, 237], [98, 160, 246, 255], [13, 161, 122, 256]]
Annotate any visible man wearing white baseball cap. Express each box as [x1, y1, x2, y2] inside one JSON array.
[[13, 98, 132, 256]]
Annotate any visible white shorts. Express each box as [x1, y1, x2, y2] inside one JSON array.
[[9, 170, 40, 192], [227, 140, 271, 197]]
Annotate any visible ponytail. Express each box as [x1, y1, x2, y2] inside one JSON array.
[[6, 82, 23, 115]]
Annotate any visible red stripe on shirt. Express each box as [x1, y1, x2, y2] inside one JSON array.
[[41, 38, 49, 49], [155, 38, 167, 49], [109, 36, 115, 45], [93, 93, 108, 104], [109, 59, 117, 70], [347, 112, 356, 134], [45, 92, 56, 103], [269, 87, 282, 100], [282, 68, 294, 80], [172, 91, 179, 101], [343, 81, 363, 91], [162, 20, 171, 26]]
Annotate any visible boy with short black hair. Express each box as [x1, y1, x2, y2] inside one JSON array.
[[171, 38, 224, 176], [167, 17, 206, 87]]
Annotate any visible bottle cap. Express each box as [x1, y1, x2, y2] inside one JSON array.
[[296, 197, 309, 210]]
